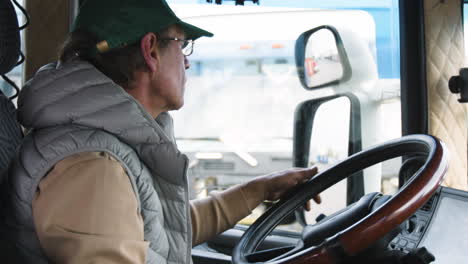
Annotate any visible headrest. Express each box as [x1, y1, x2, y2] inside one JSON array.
[[0, 0, 20, 75]]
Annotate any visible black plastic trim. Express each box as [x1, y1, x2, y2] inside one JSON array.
[[399, 0, 428, 135], [293, 93, 364, 209], [192, 248, 232, 264]]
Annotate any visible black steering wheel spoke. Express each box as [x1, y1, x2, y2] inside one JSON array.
[[268, 240, 306, 262], [244, 244, 300, 263]]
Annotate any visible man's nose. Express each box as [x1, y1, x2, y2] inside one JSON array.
[[184, 56, 190, 70]]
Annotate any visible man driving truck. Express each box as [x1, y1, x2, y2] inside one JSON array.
[[1, 0, 319, 263]]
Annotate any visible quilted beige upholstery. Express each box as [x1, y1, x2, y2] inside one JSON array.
[[425, 0, 468, 190]]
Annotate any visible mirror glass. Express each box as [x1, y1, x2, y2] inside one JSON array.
[[304, 28, 344, 88], [304, 97, 350, 224]]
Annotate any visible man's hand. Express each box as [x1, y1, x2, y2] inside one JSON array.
[[247, 166, 321, 210]]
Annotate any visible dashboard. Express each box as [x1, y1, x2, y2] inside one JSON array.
[[389, 186, 468, 263], [193, 186, 468, 263]]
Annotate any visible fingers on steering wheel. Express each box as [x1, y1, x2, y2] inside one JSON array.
[[294, 166, 318, 185], [313, 194, 322, 204], [305, 195, 321, 211], [305, 166, 318, 178]]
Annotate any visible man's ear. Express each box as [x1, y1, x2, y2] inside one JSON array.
[[140, 32, 159, 72]]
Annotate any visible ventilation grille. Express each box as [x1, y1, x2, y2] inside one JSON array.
[[421, 195, 436, 212]]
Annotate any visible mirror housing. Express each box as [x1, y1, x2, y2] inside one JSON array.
[[293, 93, 364, 225], [295, 25, 352, 90]]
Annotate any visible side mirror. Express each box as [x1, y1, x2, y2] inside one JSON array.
[[295, 25, 352, 90]]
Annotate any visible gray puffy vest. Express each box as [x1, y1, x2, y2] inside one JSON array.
[[1, 61, 192, 264]]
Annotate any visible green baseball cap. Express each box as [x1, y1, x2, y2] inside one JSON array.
[[72, 0, 213, 55]]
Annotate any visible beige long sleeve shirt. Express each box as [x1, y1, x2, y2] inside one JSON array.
[[33, 152, 264, 263]]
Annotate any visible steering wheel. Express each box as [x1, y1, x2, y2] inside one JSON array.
[[232, 135, 448, 264]]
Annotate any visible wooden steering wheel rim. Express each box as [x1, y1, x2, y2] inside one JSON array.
[[232, 134, 448, 264]]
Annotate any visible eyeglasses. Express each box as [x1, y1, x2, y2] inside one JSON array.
[[159, 37, 194, 56]]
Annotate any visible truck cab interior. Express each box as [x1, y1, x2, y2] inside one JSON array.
[[1, 0, 468, 263]]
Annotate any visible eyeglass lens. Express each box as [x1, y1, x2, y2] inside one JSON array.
[[182, 41, 193, 56]]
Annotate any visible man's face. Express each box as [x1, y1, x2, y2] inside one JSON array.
[[152, 26, 190, 111]]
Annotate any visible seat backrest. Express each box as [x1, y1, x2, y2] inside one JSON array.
[[0, 0, 21, 75], [0, 92, 21, 183], [0, 0, 22, 183]]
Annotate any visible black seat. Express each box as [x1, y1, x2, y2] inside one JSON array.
[[0, 90, 22, 262], [0, 0, 23, 184], [0, 1, 24, 261], [0, 92, 21, 183]]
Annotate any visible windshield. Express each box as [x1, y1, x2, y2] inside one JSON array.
[[171, 6, 381, 144], [167, 0, 401, 230]]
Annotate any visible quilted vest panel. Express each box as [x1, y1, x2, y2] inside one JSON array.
[[2, 125, 190, 263], [1, 60, 192, 263]]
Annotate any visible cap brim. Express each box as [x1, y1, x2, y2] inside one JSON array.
[[178, 21, 213, 40]]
